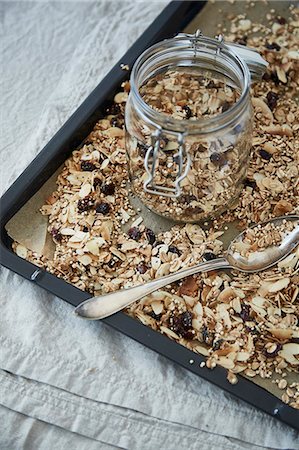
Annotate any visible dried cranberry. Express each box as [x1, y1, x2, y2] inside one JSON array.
[[51, 228, 62, 242], [213, 339, 224, 350], [78, 196, 94, 213], [207, 80, 216, 89], [266, 42, 281, 51], [259, 149, 271, 160], [96, 202, 110, 215], [244, 178, 257, 189], [239, 304, 250, 322], [107, 258, 118, 269], [262, 72, 271, 81], [221, 101, 231, 113], [93, 178, 102, 188], [181, 330, 195, 340], [203, 252, 216, 261], [180, 194, 197, 204], [276, 16, 286, 25], [202, 326, 213, 345], [160, 137, 169, 150], [153, 240, 164, 247], [137, 262, 148, 274], [106, 103, 121, 115], [181, 311, 192, 329], [81, 161, 96, 172], [210, 152, 227, 167], [145, 228, 156, 245], [266, 91, 279, 110], [149, 311, 162, 321], [168, 246, 181, 256], [101, 183, 115, 195], [172, 311, 193, 338], [270, 71, 280, 85], [110, 117, 123, 128], [236, 37, 247, 46], [182, 105, 192, 119], [137, 143, 150, 158], [128, 227, 141, 241]]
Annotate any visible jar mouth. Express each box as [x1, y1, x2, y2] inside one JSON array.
[[130, 35, 251, 135]]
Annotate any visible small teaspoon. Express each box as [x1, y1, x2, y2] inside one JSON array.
[[75, 215, 299, 320]]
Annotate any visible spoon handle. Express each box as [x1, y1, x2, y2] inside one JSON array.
[[75, 257, 230, 320]]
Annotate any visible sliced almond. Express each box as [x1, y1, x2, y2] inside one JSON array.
[[268, 277, 290, 293], [16, 244, 28, 259], [78, 255, 92, 266], [151, 301, 163, 315], [79, 183, 91, 198]]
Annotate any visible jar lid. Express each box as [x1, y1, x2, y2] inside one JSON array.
[[174, 31, 268, 81], [226, 42, 268, 81]]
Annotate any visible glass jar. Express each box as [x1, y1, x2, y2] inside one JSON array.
[[125, 32, 267, 222]]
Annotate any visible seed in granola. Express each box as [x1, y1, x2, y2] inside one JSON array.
[[210, 152, 227, 167], [95, 202, 110, 215], [128, 227, 141, 241], [50, 228, 62, 242], [145, 228, 156, 245], [101, 183, 115, 195], [259, 149, 272, 160], [203, 252, 217, 261], [168, 246, 181, 256], [78, 196, 94, 213], [137, 262, 148, 274], [182, 105, 192, 119], [266, 42, 281, 51], [266, 91, 279, 110], [81, 161, 96, 172]]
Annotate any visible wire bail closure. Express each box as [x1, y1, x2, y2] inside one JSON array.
[[143, 129, 191, 198]]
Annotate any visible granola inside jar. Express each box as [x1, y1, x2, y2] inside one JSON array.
[[125, 33, 267, 222]]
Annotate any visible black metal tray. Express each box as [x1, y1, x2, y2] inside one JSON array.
[[1, 0, 298, 431]]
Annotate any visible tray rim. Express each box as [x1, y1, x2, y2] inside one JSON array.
[[1, 0, 298, 432]]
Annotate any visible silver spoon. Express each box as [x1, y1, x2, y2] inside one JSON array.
[[75, 215, 299, 320]]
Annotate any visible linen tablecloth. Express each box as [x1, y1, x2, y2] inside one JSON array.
[[1, 1, 299, 448]]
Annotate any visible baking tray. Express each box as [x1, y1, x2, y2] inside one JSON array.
[[1, 0, 298, 431]]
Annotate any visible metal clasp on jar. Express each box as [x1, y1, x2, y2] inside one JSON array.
[[143, 129, 191, 198]]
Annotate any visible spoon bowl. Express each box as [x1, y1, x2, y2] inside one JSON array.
[[75, 215, 299, 320], [227, 215, 299, 272]]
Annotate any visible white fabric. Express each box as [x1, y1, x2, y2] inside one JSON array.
[[1, 1, 299, 449]]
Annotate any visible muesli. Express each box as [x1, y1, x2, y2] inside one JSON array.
[[13, 6, 299, 407]]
